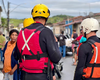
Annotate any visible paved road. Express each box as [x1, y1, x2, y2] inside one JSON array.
[[56, 57, 76, 80], [0, 56, 76, 80]]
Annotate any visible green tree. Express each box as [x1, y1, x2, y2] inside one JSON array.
[[1, 17, 7, 28]]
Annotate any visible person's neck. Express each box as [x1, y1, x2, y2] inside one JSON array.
[[86, 32, 96, 39], [10, 41, 16, 44], [35, 18, 46, 25]]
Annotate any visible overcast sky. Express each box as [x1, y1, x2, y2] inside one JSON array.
[[0, 0, 100, 19]]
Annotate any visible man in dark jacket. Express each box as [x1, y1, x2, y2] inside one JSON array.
[[74, 18, 100, 80], [58, 31, 66, 58], [14, 4, 61, 80]]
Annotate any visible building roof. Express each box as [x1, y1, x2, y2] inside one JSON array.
[[54, 12, 100, 27], [69, 16, 83, 21], [0, 6, 2, 12], [62, 13, 100, 27], [63, 16, 83, 27], [53, 20, 66, 26], [94, 13, 100, 16], [62, 20, 83, 27]]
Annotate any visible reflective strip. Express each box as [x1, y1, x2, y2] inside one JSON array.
[[22, 31, 35, 51], [94, 47, 98, 63]]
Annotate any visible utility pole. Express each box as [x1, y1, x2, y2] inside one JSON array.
[[7, 2, 10, 32]]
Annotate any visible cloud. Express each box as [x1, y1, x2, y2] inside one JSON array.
[[49, 8, 80, 16], [1, 0, 100, 18], [90, 2, 100, 8], [29, 0, 100, 16]]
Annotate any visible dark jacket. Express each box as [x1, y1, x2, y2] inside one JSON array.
[[3, 42, 18, 80], [14, 22, 61, 80], [74, 36, 100, 80]]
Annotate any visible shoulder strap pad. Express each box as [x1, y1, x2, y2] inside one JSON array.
[[22, 24, 44, 31], [88, 39, 96, 47]]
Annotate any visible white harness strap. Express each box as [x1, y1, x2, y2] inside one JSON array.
[[88, 39, 98, 63], [22, 31, 35, 51]]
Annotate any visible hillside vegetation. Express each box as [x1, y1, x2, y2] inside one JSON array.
[[10, 18, 24, 27], [2, 15, 74, 27], [47, 15, 73, 23]]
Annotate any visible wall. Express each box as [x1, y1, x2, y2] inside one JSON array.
[[74, 24, 81, 36], [65, 20, 73, 37], [53, 26, 60, 36], [53, 23, 65, 35]]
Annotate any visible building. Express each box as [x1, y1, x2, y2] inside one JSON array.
[[63, 16, 83, 37], [18, 23, 23, 31], [53, 21, 66, 36], [63, 13, 100, 37]]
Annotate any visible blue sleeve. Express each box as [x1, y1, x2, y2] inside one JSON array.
[[11, 48, 18, 69], [13, 55, 18, 64], [13, 48, 18, 64], [14, 43, 21, 62], [3, 42, 8, 57], [2, 42, 8, 63]]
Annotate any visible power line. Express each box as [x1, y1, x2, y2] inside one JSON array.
[[2, 0, 7, 14], [7, 2, 10, 32], [10, 4, 23, 13], [11, 11, 30, 14], [10, 2, 30, 8]]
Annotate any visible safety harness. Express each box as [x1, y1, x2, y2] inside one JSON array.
[[17, 25, 53, 80], [82, 39, 100, 79]]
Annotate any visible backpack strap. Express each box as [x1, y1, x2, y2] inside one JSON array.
[[88, 39, 98, 63], [88, 39, 96, 47], [21, 25, 46, 61], [21, 25, 45, 55], [87, 39, 98, 78]]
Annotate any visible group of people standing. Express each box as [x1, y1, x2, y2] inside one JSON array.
[[57, 17, 100, 80], [0, 3, 100, 80], [1, 4, 61, 80]]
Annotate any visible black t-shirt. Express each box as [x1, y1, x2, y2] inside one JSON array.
[[73, 33, 78, 39], [58, 34, 66, 46], [74, 36, 100, 80]]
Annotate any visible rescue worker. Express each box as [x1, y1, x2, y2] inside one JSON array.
[[23, 18, 34, 28], [14, 4, 61, 80], [74, 18, 100, 80], [23, 17, 57, 80]]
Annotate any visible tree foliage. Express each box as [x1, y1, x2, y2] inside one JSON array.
[[47, 15, 73, 23], [1, 17, 7, 28]]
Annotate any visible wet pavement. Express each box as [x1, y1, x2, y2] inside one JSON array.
[[0, 60, 3, 80], [56, 57, 76, 80], [0, 56, 76, 80]]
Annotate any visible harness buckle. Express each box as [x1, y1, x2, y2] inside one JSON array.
[[43, 68, 47, 73], [23, 56, 25, 61]]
